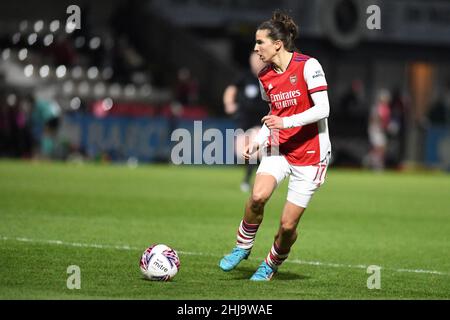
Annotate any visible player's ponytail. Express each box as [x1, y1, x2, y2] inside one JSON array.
[[258, 10, 299, 52]]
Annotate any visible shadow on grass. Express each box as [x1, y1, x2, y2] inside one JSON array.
[[220, 266, 310, 281]]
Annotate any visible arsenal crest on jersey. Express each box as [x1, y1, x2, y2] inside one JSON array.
[[289, 74, 297, 85]]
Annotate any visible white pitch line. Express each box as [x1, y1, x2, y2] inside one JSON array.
[[286, 259, 449, 275], [1, 235, 449, 276]]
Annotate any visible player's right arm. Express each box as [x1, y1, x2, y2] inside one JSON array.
[[243, 123, 270, 160]]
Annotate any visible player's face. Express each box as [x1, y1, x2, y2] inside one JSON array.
[[254, 29, 279, 64]]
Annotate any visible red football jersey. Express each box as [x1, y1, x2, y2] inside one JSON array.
[[258, 52, 330, 165]]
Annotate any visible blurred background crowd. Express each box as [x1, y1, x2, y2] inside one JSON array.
[[0, 0, 449, 171]]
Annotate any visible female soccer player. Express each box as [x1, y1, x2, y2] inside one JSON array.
[[219, 11, 331, 281]]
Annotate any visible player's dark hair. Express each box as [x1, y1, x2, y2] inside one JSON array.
[[257, 10, 299, 52]]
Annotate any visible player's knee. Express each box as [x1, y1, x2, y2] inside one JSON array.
[[250, 191, 269, 209]]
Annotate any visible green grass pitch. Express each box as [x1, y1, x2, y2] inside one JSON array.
[[0, 160, 449, 299]]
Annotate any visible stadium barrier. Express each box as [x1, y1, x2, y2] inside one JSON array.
[[62, 113, 239, 164]]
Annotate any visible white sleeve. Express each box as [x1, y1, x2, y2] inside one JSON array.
[[253, 123, 270, 146], [303, 58, 327, 93], [259, 80, 270, 102], [282, 91, 330, 128], [255, 80, 270, 145]]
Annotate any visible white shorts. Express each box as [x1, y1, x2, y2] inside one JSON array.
[[256, 153, 330, 208]]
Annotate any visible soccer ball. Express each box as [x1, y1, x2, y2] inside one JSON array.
[[140, 244, 180, 281]]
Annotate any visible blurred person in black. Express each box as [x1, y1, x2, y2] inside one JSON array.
[[389, 87, 409, 166], [223, 51, 267, 192], [338, 78, 365, 121], [0, 91, 12, 156], [0, 92, 32, 158], [14, 94, 33, 158]]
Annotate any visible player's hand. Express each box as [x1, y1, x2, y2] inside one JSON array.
[[262, 115, 284, 129], [243, 142, 259, 161]]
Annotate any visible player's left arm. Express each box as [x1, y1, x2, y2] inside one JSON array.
[[262, 58, 330, 129], [282, 91, 329, 128]]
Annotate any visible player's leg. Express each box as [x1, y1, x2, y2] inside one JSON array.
[[267, 201, 306, 270], [251, 155, 329, 280], [250, 201, 306, 281], [274, 201, 306, 252], [243, 173, 277, 223], [219, 174, 277, 271], [219, 155, 289, 272]]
